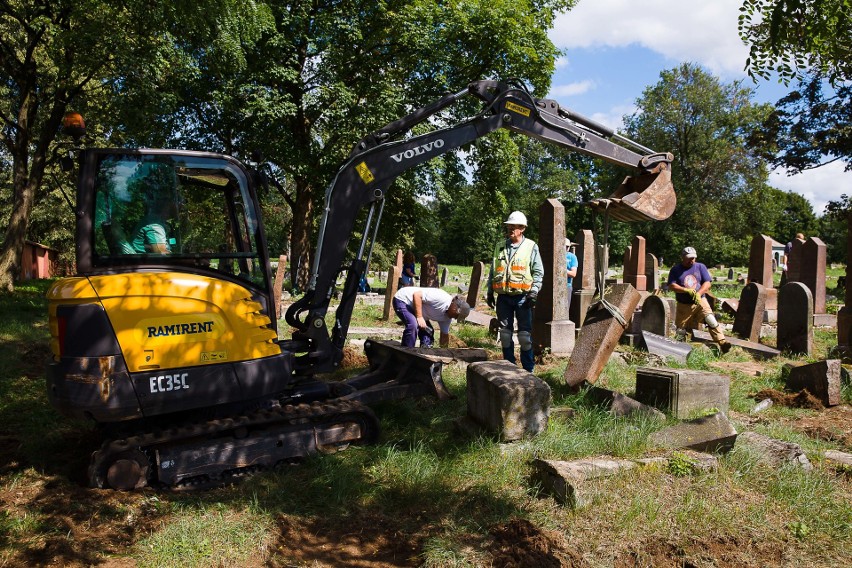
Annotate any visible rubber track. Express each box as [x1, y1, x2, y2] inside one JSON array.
[[88, 399, 379, 490]]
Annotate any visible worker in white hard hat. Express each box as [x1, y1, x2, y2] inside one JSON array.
[[667, 246, 731, 354], [486, 210, 544, 372], [565, 237, 578, 315]]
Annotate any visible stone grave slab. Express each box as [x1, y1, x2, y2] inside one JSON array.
[[649, 412, 738, 453], [531, 457, 637, 508], [563, 284, 641, 388], [587, 385, 666, 420], [465, 360, 551, 440], [466, 261, 485, 309], [634, 367, 729, 418], [691, 329, 780, 360], [639, 295, 669, 336], [733, 282, 767, 342], [737, 431, 812, 470], [381, 265, 402, 320]]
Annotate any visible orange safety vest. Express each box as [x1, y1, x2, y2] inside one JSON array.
[[491, 238, 535, 295]]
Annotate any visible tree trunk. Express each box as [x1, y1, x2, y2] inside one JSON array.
[[289, 179, 315, 292]]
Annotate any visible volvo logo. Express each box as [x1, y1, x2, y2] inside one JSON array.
[[390, 139, 445, 162]]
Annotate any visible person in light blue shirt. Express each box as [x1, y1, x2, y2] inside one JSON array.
[[565, 238, 578, 314]]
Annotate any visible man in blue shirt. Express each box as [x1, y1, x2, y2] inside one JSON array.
[[565, 238, 578, 314], [667, 246, 731, 354]]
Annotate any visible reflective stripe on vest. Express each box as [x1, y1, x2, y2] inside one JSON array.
[[491, 238, 535, 294]]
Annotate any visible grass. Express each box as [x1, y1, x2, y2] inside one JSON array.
[[1, 277, 851, 566]]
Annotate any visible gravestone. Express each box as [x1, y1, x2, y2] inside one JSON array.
[[533, 199, 574, 356], [800, 237, 827, 314], [732, 282, 766, 342], [420, 254, 438, 287], [785, 360, 841, 407], [639, 294, 669, 336], [727, 267, 734, 281], [624, 236, 647, 291], [570, 230, 597, 328], [381, 265, 402, 320], [394, 249, 403, 275], [467, 261, 485, 309], [273, 254, 287, 319], [645, 253, 659, 292], [777, 282, 813, 355], [641, 331, 693, 364], [563, 284, 641, 388], [747, 234, 774, 288], [440, 266, 448, 287], [787, 236, 806, 282]]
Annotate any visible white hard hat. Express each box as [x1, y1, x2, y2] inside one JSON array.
[[565, 238, 573, 248], [504, 211, 527, 226]]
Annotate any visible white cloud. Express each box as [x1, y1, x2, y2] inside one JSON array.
[[550, 0, 749, 77], [770, 162, 852, 215], [549, 80, 596, 97]]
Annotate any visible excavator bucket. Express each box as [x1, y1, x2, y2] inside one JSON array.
[[341, 339, 454, 405], [586, 164, 676, 222]]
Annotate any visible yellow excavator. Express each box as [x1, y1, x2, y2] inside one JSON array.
[[46, 79, 676, 490]]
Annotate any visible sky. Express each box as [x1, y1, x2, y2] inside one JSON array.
[[546, 0, 852, 215]]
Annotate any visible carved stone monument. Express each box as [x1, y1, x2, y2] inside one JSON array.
[[623, 236, 647, 291], [800, 237, 827, 314], [777, 282, 813, 355], [467, 261, 485, 309], [747, 234, 774, 288], [420, 254, 439, 287], [533, 199, 575, 356], [732, 282, 766, 342], [570, 229, 596, 328], [382, 265, 402, 320]]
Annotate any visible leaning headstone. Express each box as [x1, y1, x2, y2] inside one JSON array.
[[639, 295, 669, 336], [649, 412, 738, 453], [777, 282, 814, 355], [463, 360, 551, 441], [381, 265, 402, 321], [737, 432, 812, 470], [634, 367, 729, 418], [799, 237, 827, 314], [563, 284, 641, 388], [533, 199, 574, 356], [273, 254, 287, 319], [732, 282, 766, 342], [420, 254, 439, 287], [466, 261, 485, 309], [747, 234, 774, 288], [440, 266, 448, 287], [624, 236, 647, 291], [785, 359, 841, 407]]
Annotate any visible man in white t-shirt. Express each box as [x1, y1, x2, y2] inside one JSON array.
[[393, 287, 470, 348]]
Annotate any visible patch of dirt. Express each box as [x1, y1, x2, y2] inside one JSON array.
[[612, 534, 784, 567], [787, 404, 852, 449], [751, 388, 825, 410], [340, 344, 370, 369], [274, 513, 421, 567], [487, 517, 583, 568]]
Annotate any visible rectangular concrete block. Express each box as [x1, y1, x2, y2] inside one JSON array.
[[649, 412, 738, 453], [531, 458, 636, 508], [634, 367, 729, 418], [466, 360, 551, 441]]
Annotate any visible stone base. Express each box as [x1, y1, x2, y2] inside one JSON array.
[[535, 320, 575, 356], [814, 313, 837, 328], [837, 307, 852, 346], [620, 332, 644, 348], [763, 309, 777, 323], [635, 367, 729, 418], [569, 289, 596, 328]]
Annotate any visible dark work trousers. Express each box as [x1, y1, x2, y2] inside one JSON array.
[[496, 293, 534, 371], [566, 284, 573, 315], [392, 297, 434, 347]]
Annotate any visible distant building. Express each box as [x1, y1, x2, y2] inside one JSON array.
[[771, 237, 785, 270], [20, 241, 58, 280]]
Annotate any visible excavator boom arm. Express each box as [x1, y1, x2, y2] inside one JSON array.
[[284, 80, 675, 374]]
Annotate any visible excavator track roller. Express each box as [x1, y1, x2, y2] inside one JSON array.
[[587, 163, 676, 222]]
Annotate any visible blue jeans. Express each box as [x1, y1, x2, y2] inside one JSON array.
[[392, 297, 434, 347], [496, 293, 534, 371]]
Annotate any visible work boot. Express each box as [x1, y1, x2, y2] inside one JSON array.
[[502, 347, 516, 364], [718, 340, 732, 354], [520, 348, 535, 373]]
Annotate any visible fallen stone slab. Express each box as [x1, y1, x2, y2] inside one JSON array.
[[634, 367, 729, 418], [784, 360, 842, 407], [587, 385, 666, 420], [691, 330, 780, 360], [465, 360, 551, 441], [564, 284, 641, 388], [403, 346, 489, 364], [823, 450, 852, 470], [737, 431, 812, 470], [649, 412, 738, 453], [462, 310, 497, 329], [531, 457, 637, 508], [641, 330, 693, 364]]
